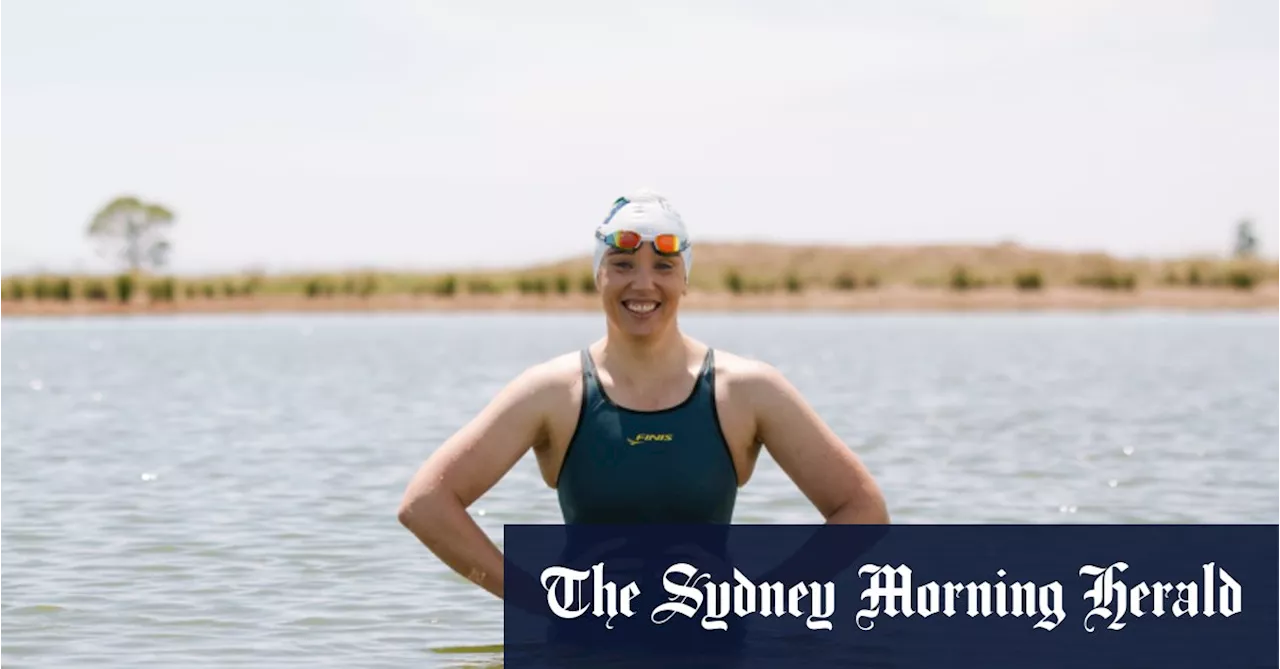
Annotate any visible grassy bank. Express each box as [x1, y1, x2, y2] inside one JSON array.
[[3, 242, 1276, 314]]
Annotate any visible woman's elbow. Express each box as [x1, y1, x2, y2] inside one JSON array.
[[869, 499, 891, 524], [397, 486, 451, 533], [396, 497, 423, 530], [861, 486, 891, 524], [828, 489, 890, 524]]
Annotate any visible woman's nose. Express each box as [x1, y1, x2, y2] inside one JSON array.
[[630, 264, 656, 289]]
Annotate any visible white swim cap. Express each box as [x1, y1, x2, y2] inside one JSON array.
[[592, 188, 693, 283]]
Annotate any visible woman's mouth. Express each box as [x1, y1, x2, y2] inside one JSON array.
[[622, 300, 660, 315]]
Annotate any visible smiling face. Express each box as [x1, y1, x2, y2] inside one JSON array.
[[597, 244, 687, 339]]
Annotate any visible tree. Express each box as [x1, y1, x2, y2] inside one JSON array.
[[87, 195, 176, 274], [1234, 218, 1258, 258]]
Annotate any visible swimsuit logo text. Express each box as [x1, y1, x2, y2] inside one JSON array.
[[627, 433, 674, 446]]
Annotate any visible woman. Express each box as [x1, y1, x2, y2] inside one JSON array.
[[397, 189, 889, 601]]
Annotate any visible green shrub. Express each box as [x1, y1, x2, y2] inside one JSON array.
[[517, 277, 548, 294], [950, 266, 974, 291], [51, 278, 73, 302], [84, 280, 110, 301], [1014, 270, 1043, 291], [724, 269, 744, 295], [115, 274, 135, 303], [1227, 270, 1256, 290], [832, 272, 857, 290], [148, 278, 176, 302], [555, 274, 570, 295], [31, 277, 52, 300], [784, 272, 803, 293], [304, 277, 333, 298]]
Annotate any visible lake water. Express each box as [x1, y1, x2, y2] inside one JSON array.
[[3, 311, 1277, 667]]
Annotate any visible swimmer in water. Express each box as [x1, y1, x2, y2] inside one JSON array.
[[397, 189, 889, 600]]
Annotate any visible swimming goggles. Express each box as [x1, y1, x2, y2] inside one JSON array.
[[595, 229, 690, 256], [595, 196, 690, 256]]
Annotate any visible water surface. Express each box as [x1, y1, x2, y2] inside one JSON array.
[[3, 311, 1276, 667]]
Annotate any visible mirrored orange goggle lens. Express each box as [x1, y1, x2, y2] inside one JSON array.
[[654, 234, 682, 253], [614, 231, 642, 249]]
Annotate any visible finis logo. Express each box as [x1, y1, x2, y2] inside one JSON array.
[[627, 433, 674, 446]]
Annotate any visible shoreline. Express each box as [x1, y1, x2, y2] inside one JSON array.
[[2, 285, 1276, 317]]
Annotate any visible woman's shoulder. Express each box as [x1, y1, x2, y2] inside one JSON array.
[[709, 348, 787, 389], [509, 350, 587, 393], [481, 351, 579, 403], [709, 349, 811, 417]]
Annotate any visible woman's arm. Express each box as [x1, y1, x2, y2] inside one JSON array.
[[748, 363, 889, 525], [739, 362, 890, 587], [397, 363, 556, 599]]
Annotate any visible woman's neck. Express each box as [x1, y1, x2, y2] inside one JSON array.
[[597, 323, 693, 380]]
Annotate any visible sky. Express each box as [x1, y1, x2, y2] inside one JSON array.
[[2, 0, 1277, 275]]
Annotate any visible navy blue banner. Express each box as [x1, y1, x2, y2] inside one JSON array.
[[503, 525, 1278, 669]]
